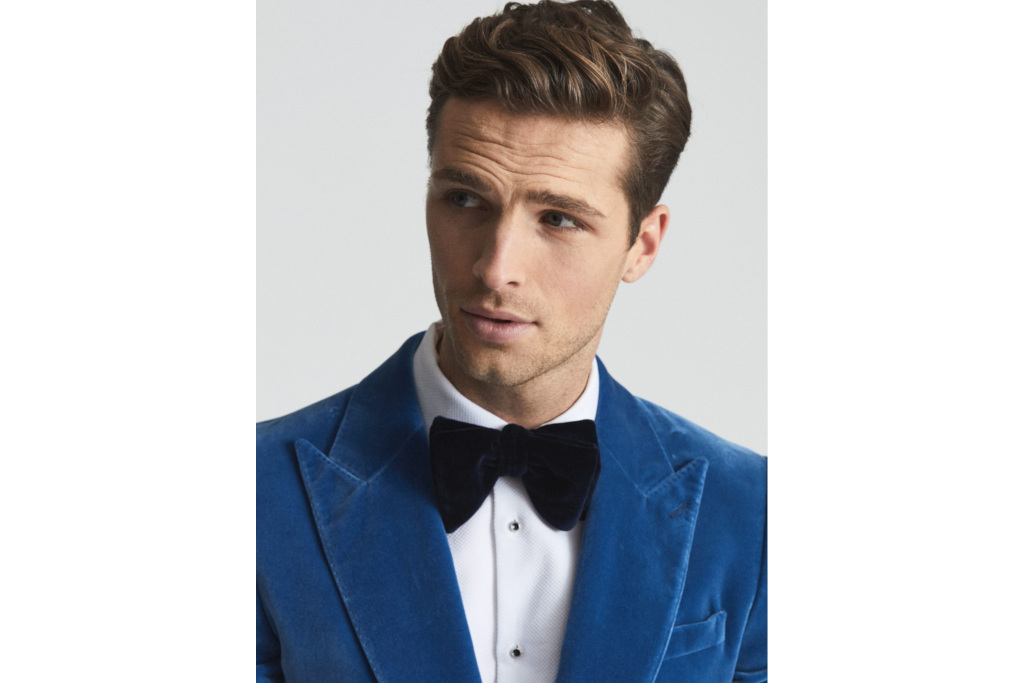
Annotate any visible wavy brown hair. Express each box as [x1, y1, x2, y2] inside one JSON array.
[[427, 0, 692, 244]]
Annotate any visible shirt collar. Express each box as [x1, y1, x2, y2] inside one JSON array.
[[412, 322, 599, 431]]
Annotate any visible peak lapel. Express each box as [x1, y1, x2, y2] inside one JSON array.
[[295, 335, 481, 683], [557, 362, 709, 682]]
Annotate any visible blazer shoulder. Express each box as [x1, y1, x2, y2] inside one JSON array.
[[636, 397, 766, 493], [257, 387, 355, 462], [636, 397, 766, 574], [256, 331, 426, 474]]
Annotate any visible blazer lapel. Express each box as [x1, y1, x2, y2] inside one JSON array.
[[557, 361, 709, 682], [294, 335, 481, 683]]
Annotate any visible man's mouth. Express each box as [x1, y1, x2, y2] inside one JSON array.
[[460, 307, 534, 343], [461, 306, 530, 325]]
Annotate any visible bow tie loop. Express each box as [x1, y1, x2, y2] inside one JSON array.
[[495, 424, 530, 477], [429, 416, 601, 533]]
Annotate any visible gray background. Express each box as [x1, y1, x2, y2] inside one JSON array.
[[255, 0, 766, 454]]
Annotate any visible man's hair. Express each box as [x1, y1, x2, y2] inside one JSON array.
[[426, 0, 692, 244]]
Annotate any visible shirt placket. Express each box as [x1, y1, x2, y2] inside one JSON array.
[[492, 477, 532, 682]]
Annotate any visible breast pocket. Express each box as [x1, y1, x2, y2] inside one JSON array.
[[663, 610, 727, 659]]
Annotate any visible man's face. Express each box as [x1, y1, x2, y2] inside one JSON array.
[[426, 98, 662, 401]]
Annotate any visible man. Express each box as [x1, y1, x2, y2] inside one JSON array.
[[257, 1, 766, 681]]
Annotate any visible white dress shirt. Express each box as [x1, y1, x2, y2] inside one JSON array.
[[412, 323, 599, 683]]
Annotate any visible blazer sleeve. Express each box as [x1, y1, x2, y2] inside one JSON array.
[[732, 521, 767, 682], [257, 586, 285, 683]]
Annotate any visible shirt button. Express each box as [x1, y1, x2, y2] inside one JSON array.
[[511, 646, 523, 658], [508, 520, 520, 532]]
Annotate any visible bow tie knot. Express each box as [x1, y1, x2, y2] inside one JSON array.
[[429, 416, 601, 533], [495, 424, 530, 477]]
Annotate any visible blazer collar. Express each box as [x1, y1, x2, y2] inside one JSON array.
[[294, 333, 482, 683], [556, 359, 709, 682]]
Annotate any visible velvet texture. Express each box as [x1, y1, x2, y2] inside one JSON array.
[[257, 333, 767, 682], [429, 416, 601, 532]]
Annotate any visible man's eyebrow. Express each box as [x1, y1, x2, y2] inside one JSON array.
[[430, 168, 494, 193], [430, 168, 606, 218], [526, 189, 606, 218]]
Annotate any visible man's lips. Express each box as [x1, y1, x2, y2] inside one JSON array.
[[460, 307, 534, 343], [461, 306, 531, 324]]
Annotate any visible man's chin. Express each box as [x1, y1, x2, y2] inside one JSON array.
[[451, 348, 527, 388], [440, 322, 543, 389]]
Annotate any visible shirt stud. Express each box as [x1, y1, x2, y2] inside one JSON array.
[[511, 646, 522, 658], [508, 520, 520, 532]]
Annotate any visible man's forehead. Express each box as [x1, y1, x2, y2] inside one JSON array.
[[431, 98, 631, 191], [434, 98, 628, 155]]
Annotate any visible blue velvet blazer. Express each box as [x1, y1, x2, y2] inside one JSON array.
[[257, 333, 767, 682]]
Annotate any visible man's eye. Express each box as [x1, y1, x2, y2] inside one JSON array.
[[543, 211, 581, 229], [449, 191, 481, 209]]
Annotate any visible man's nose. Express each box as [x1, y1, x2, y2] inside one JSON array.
[[472, 215, 527, 290]]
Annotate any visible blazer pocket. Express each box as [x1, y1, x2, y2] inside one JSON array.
[[664, 610, 727, 659]]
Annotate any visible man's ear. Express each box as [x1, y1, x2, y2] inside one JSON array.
[[622, 204, 669, 283]]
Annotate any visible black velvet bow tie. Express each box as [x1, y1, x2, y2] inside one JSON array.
[[429, 416, 601, 533]]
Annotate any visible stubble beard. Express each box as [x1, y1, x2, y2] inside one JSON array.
[[436, 288, 609, 392]]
